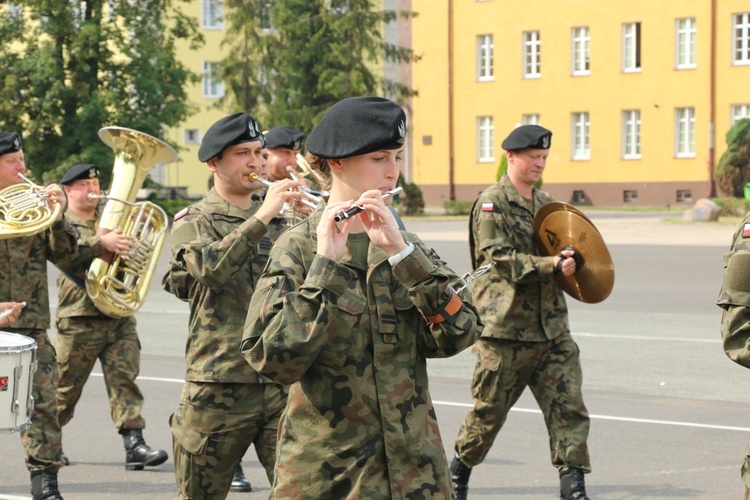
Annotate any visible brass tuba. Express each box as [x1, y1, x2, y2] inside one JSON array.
[[0, 173, 63, 239], [85, 127, 177, 318]]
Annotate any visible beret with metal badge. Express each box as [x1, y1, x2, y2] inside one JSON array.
[[265, 126, 305, 150], [198, 112, 265, 162], [60, 163, 101, 185], [501, 124, 553, 151], [0, 132, 22, 157]]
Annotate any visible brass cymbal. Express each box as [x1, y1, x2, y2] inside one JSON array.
[[533, 202, 615, 303]]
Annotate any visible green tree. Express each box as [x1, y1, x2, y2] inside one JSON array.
[[0, 0, 203, 184], [715, 119, 750, 198], [220, 0, 417, 132]]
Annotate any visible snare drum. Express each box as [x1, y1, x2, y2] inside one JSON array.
[[0, 331, 37, 433]]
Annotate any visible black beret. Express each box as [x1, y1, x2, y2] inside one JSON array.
[[198, 112, 265, 162], [306, 97, 406, 159], [265, 126, 305, 150], [60, 164, 101, 185], [501, 125, 552, 151], [0, 132, 22, 156]]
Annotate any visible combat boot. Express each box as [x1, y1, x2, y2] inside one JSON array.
[[559, 467, 589, 500], [230, 463, 252, 492], [30, 469, 63, 500], [449, 453, 472, 500], [120, 428, 168, 471]]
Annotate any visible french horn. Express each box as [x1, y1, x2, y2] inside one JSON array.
[[0, 173, 63, 240]]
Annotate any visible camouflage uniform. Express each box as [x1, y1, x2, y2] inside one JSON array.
[[717, 212, 750, 489], [162, 188, 288, 499], [54, 209, 146, 431], [240, 205, 483, 500], [453, 174, 591, 472], [0, 217, 79, 472]]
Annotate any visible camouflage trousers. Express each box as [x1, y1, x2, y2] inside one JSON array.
[[171, 381, 287, 499], [5, 328, 64, 472], [54, 316, 145, 431], [741, 439, 750, 489], [454, 333, 591, 472]]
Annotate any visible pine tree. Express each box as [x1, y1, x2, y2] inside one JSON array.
[[0, 0, 203, 184]]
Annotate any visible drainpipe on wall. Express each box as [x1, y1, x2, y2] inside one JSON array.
[[708, 0, 717, 197], [448, 0, 456, 201]]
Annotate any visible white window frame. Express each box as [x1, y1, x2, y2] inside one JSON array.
[[477, 116, 494, 163], [477, 34, 494, 81], [622, 110, 641, 159], [732, 104, 750, 125], [523, 30, 541, 79], [571, 112, 590, 160], [202, 61, 225, 99], [571, 26, 590, 76], [676, 18, 696, 69], [734, 13, 750, 65], [675, 107, 696, 158], [522, 114, 540, 125], [202, 0, 222, 29], [622, 22, 642, 72], [6, 1, 22, 19], [184, 129, 202, 145]]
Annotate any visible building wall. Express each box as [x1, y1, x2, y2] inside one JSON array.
[[411, 0, 750, 206]]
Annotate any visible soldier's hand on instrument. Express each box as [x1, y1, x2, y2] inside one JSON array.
[[43, 183, 67, 217], [100, 228, 138, 254], [256, 178, 305, 225], [0, 301, 25, 327], [355, 190, 406, 256], [554, 249, 577, 277], [317, 201, 353, 262]]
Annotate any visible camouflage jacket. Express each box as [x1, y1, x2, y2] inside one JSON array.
[[0, 217, 80, 329], [56, 209, 111, 318], [162, 188, 286, 383], [240, 206, 482, 499], [469, 174, 569, 342], [718, 212, 750, 368]]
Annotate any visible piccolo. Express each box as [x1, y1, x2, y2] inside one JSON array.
[[248, 173, 318, 210], [334, 187, 403, 222]]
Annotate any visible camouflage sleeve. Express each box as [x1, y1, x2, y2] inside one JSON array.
[[718, 220, 750, 368], [391, 240, 482, 358], [241, 245, 362, 385], [168, 211, 269, 292], [475, 202, 554, 282], [46, 215, 82, 270]]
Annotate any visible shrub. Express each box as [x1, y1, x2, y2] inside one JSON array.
[[443, 200, 473, 215]]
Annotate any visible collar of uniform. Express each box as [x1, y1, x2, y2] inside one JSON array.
[[500, 173, 540, 215]]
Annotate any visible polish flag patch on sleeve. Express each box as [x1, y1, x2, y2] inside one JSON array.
[[743, 222, 750, 238], [481, 202, 495, 213], [174, 207, 189, 221]]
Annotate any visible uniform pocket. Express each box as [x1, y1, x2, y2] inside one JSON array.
[[470, 339, 503, 404]]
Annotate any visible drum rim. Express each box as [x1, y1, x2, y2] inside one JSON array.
[[0, 331, 37, 351]]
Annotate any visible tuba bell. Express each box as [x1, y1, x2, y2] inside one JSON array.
[[0, 173, 63, 240], [85, 127, 177, 318]]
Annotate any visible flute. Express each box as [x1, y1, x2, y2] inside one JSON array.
[[334, 187, 403, 222]]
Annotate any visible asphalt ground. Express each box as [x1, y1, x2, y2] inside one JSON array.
[[1, 211, 748, 499]]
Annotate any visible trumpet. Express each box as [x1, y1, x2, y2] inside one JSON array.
[[0, 172, 63, 240], [248, 172, 318, 210], [296, 153, 328, 188]]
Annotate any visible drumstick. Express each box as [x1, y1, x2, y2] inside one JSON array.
[[0, 302, 26, 320]]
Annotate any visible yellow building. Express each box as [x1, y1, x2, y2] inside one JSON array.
[[411, 0, 750, 206]]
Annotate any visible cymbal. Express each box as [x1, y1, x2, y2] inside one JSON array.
[[533, 202, 614, 303]]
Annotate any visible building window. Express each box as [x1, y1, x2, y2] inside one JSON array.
[[477, 34, 494, 81], [202, 61, 225, 99], [675, 107, 695, 157], [573, 190, 586, 204], [622, 110, 641, 159], [732, 104, 750, 124], [523, 30, 541, 78], [676, 18, 696, 69], [623, 22, 641, 72], [522, 114, 540, 125], [184, 129, 201, 145], [6, 1, 22, 19], [477, 116, 494, 163], [202, 0, 222, 29], [676, 189, 693, 202], [259, 1, 275, 32], [571, 27, 590, 76], [571, 112, 590, 160], [734, 13, 750, 65], [623, 190, 638, 203]]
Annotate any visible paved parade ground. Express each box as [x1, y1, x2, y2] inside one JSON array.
[[1, 210, 748, 499]]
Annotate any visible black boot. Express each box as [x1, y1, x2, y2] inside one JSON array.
[[120, 428, 168, 471], [449, 453, 472, 500], [230, 463, 252, 492], [559, 467, 589, 500], [30, 469, 63, 500], [60, 451, 69, 466]]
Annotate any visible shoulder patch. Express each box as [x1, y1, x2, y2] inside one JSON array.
[[174, 207, 190, 221], [743, 223, 750, 238], [481, 202, 495, 213]]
